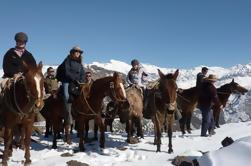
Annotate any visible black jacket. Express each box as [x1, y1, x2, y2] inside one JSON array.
[[196, 72, 206, 87], [198, 82, 220, 109], [2, 48, 36, 78], [56, 55, 84, 83]]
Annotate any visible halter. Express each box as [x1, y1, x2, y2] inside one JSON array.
[[109, 81, 127, 102]]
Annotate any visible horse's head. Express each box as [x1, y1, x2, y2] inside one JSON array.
[[157, 69, 179, 111], [229, 79, 248, 95], [108, 72, 127, 102], [23, 61, 45, 110]]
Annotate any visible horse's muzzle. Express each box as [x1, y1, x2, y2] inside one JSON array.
[[35, 99, 44, 109], [166, 102, 176, 111]]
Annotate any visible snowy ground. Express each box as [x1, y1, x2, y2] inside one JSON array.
[[1, 121, 251, 166]]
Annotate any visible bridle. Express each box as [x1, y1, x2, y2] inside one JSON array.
[[109, 81, 127, 103]]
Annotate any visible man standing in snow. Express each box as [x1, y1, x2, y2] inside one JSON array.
[[198, 74, 220, 137]]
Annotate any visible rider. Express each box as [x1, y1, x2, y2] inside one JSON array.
[[84, 71, 94, 84], [56, 46, 85, 130], [2, 32, 36, 85], [126, 59, 148, 90]]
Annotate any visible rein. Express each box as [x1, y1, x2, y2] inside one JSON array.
[[4, 75, 37, 119], [177, 93, 191, 103]]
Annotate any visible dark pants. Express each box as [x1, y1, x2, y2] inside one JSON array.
[[200, 107, 214, 136]]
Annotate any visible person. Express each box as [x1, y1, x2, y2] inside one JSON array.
[[126, 59, 148, 89], [196, 67, 208, 87], [198, 74, 220, 137], [84, 71, 94, 84], [56, 46, 85, 129], [44, 67, 58, 95]]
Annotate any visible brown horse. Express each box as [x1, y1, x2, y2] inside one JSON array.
[[117, 85, 144, 143], [0, 62, 44, 166], [40, 88, 69, 149], [213, 79, 248, 127], [72, 72, 127, 151], [177, 87, 199, 134], [145, 69, 179, 153]]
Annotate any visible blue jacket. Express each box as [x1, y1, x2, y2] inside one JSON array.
[[56, 55, 84, 83]]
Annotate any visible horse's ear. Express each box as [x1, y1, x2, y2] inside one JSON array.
[[158, 69, 165, 79], [38, 61, 43, 71], [232, 78, 234, 83], [173, 69, 179, 80], [22, 61, 29, 73], [113, 72, 119, 79]]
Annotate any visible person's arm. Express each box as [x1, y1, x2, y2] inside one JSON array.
[[126, 70, 133, 85], [79, 64, 85, 83], [3, 50, 18, 77], [211, 85, 221, 107]]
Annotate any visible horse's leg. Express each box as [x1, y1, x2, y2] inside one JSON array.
[[95, 116, 105, 148], [94, 120, 98, 140], [20, 125, 25, 150], [2, 127, 12, 165], [126, 119, 133, 143], [136, 117, 144, 139], [104, 119, 108, 132], [84, 120, 89, 140], [78, 119, 85, 152], [167, 114, 174, 153], [52, 119, 60, 149], [64, 124, 72, 145], [45, 120, 50, 138], [186, 111, 192, 134], [153, 114, 162, 152], [24, 122, 33, 165], [214, 109, 220, 128], [179, 111, 186, 135]]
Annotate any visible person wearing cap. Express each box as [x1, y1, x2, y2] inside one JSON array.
[[198, 74, 220, 137], [56, 46, 85, 130], [2, 32, 36, 78], [126, 59, 148, 89], [196, 67, 208, 87]]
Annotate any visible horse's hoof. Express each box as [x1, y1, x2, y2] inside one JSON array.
[[187, 130, 192, 134], [24, 159, 32, 166], [156, 149, 161, 152], [52, 145, 57, 149], [127, 137, 139, 144], [67, 140, 72, 145], [168, 149, 173, 154], [79, 147, 85, 152], [1, 161, 8, 166]]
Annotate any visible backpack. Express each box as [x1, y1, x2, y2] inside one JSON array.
[[56, 61, 65, 82]]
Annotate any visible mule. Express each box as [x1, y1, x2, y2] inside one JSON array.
[[213, 79, 248, 127], [144, 69, 179, 153], [177, 87, 199, 134], [72, 72, 127, 151], [0, 62, 44, 166], [117, 85, 144, 144]]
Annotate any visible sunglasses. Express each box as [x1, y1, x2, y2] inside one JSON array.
[[73, 50, 83, 54], [86, 75, 91, 77]]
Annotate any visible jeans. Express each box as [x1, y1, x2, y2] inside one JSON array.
[[62, 83, 73, 125], [200, 107, 215, 136]]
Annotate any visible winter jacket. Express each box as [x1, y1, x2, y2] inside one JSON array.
[[196, 72, 206, 87], [44, 76, 58, 94], [126, 65, 148, 88], [198, 82, 220, 109], [56, 55, 84, 83], [2, 48, 36, 78]]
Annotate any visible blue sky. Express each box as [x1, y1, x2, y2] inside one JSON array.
[[0, 0, 250, 69]]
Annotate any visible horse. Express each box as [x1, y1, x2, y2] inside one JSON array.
[[213, 79, 248, 127], [40, 88, 69, 149], [117, 85, 144, 144], [0, 62, 44, 166], [177, 87, 199, 134], [144, 69, 179, 153], [71, 72, 127, 151]]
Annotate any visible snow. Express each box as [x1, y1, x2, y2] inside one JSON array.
[[1, 122, 251, 166]]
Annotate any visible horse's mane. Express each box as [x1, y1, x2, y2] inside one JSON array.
[[217, 83, 231, 93], [180, 87, 197, 96]]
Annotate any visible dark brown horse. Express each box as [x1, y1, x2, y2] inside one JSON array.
[[0, 62, 44, 166], [145, 69, 179, 153], [213, 79, 248, 127], [72, 72, 127, 151], [40, 88, 69, 149], [117, 85, 144, 144], [177, 87, 199, 134]]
